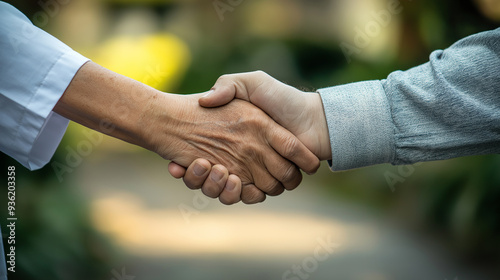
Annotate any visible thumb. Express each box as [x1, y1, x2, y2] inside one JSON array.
[[199, 86, 236, 108], [199, 73, 253, 107], [168, 161, 187, 179]]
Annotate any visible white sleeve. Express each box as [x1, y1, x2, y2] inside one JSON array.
[[0, 2, 89, 170]]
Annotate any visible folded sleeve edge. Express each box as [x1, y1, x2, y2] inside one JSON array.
[[23, 51, 89, 170], [318, 80, 395, 171]]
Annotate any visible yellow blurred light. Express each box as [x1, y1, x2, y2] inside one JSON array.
[[475, 0, 500, 21], [91, 33, 191, 91], [90, 193, 372, 257], [335, 0, 402, 63]]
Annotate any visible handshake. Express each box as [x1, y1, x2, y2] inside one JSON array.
[[55, 63, 331, 205], [164, 71, 332, 205]]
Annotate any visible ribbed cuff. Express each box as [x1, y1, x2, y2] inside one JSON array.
[[318, 80, 394, 171]]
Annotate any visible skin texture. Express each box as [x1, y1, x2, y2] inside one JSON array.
[[170, 71, 332, 204], [54, 63, 320, 204]]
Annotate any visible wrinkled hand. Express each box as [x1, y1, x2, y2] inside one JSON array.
[[148, 93, 320, 204], [201, 71, 331, 159], [53, 62, 317, 205], [169, 71, 331, 204]]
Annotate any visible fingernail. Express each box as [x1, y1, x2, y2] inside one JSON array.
[[225, 179, 236, 191], [202, 90, 214, 97], [211, 168, 224, 182], [194, 163, 208, 176]]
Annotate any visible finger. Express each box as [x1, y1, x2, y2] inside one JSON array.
[[201, 165, 229, 198], [168, 161, 187, 179], [199, 86, 237, 108], [266, 124, 321, 175], [182, 159, 211, 190], [241, 184, 266, 204], [264, 154, 303, 191], [199, 72, 258, 108], [252, 166, 286, 197], [219, 175, 242, 205]]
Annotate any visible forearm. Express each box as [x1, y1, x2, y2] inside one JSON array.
[[54, 61, 164, 150], [384, 28, 500, 164], [319, 28, 500, 170]]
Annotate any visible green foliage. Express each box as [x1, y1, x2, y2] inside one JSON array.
[[1, 153, 118, 280]]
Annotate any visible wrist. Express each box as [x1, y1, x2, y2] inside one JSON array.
[[139, 92, 200, 162], [307, 92, 332, 161], [138, 92, 179, 157]]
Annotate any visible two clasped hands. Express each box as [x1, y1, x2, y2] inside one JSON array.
[[167, 71, 332, 205], [55, 62, 330, 205]]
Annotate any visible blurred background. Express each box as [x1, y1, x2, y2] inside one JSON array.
[[1, 0, 500, 279]]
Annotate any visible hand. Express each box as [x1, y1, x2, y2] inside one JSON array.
[[168, 158, 243, 205], [169, 71, 331, 203], [201, 71, 331, 160], [146, 93, 320, 204], [54, 63, 319, 205]]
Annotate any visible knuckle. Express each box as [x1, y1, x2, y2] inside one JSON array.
[[253, 70, 268, 79], [263, 180, 284, 196], [267, 186, 285, 197], [285, 173, 302, 191], [241, 186, 265, 204], [280, 163, 300, 184], [308, 158, 321, 174], [281, 136, 300, 159], [216, 74, 230, 83], [242, 145, 259, 160], [215, 74, 232, 88], [216, 73, 240, 84]]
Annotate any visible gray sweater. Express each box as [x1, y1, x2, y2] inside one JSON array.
[[319, 28, 500, 171]]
